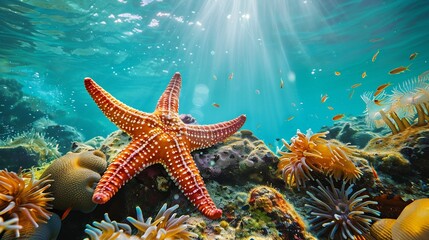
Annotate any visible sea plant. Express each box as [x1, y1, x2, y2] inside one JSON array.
[[84, 203, 198, 240]]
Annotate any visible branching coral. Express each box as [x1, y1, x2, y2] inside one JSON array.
[[305, 178, 380, 240], [278, 129, 362, 189], [0, 170, 54, 238], [84, 203, 198, 240]]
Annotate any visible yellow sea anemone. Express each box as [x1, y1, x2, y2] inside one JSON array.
[[0, 170, 54, 238], [278, 129, 362, 189], [84, 203, 198, 240]]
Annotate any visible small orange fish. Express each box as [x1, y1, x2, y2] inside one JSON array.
[[369, 38, 384, 43], [351, 83, 362, 88], [409, 52, 418, 60], [327, 106, 334, 110], [228, 72, 234, 80], [332, 114, 345, 121], [374, 99, 384, 106], [212, 103, 220, 108], [61, 207, 73, 220], [280, 78, 284, 88], [349, 89, 355, 99], [335, 71, 341, 76], [362, 71, 367, 78], [372, 49, 380, 62], [321, 94, 328, 103], [287, 116, 295, 121], [389, 65, 411, 75]]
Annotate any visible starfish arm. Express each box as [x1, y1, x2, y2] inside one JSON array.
[[163, 139, 222, 220], [84, 77, 153, 137], [155, 72, 182, 113], [185, 114, 246, 151], [92, 130, 162, 204]]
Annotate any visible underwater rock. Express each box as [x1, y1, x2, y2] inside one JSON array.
[[248, 186, 316, 240], [40, 150, 107, 213], [99, 130, 131, 163], [42, 124, 84, 154], [365, 126, 429, 177], [0, 131, 61, 171], [321, 117, 382, 149], [179, 113, 198, 124], [192, 130, 278, 184]]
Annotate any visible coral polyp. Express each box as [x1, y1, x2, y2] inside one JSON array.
[[305, 179, 380, 240], [0, 170, 54, 238], [278, 129, 362, 189], [85, 203, 198, 240]]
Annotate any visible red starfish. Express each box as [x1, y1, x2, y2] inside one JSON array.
[[84, 72, 246, 219]]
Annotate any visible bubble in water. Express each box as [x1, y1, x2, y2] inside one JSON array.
[[210, 50, 215, 55]]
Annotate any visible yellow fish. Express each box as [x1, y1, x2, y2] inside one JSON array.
[[372, 49, 380, 62], [389, 65, 411, 75]]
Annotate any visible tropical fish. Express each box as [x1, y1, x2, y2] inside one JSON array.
[[61, 207, 73, 220], [372, 49, 380, 62], [228, 72, 234, 80], [374, 83, 391, 97], [332, 114, 345, 121], [335, 71, 341, 76], [418, 70, 429, 80], [349, 89, 355, 99], [389, 65, 411, 75], [409, 52, 418, 60], [327, 106, 334, 110], [351, 83, 362, 88], [374, 99, 385, 106], [321, 94, 328, 103], [362, 71, 367, 78], [280, 78, 284, 88], [212, 103, 220, 108], [255, 89, 260, 95], [213, 75, 217, 80], [369, 38, 384, 43], [287, 116, 295, 121]]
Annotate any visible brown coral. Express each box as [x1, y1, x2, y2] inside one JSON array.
[[0, 170, 53, 238], [40, 150, 107, 213], [278, 130, 362, 188]]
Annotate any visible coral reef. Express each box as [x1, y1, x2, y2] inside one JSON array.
[[192, 130, 278, 184], [364, 125, 429, 177], [0, 78, 48, 135], [0, 131, 60, 171], [84, 203, 198, 240], [248, 186, 315, 240], [321, 116, 385, 149], [305, 178, 380, 240], [0, 170, 53, 238], [278, 129, 362, 189], [40, 150, 107, 213], [0, 131, 61, 171]]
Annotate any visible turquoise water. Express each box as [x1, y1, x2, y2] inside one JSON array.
[[1, 0, 429, 147]]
